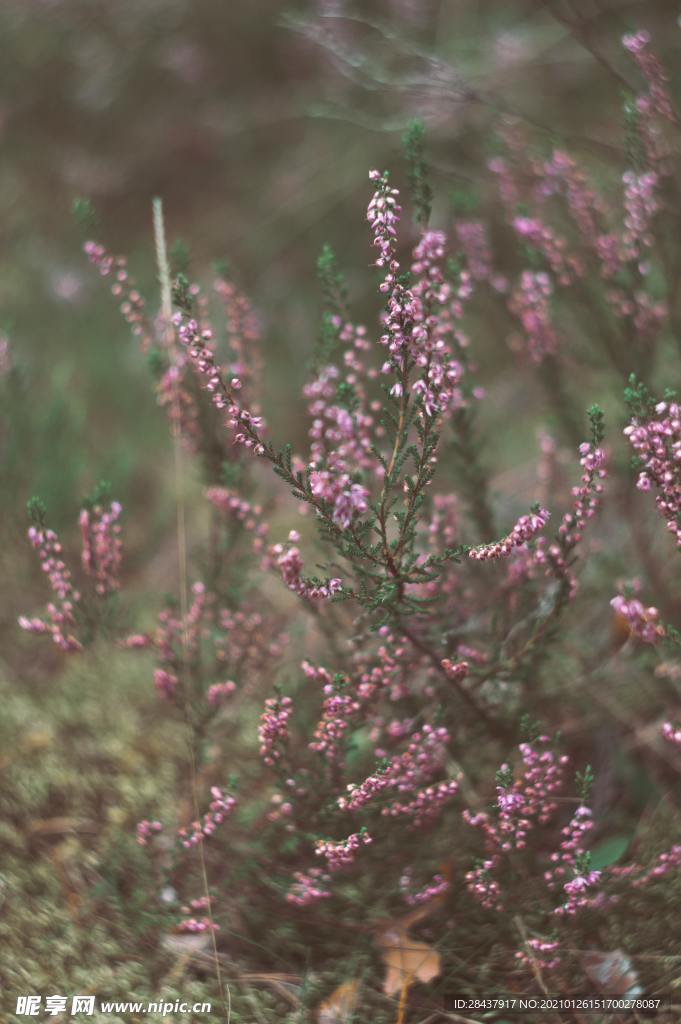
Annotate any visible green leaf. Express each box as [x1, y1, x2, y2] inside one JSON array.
[[590, 834, 630, 870]]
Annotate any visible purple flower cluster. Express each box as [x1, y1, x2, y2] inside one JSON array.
[[173, 313, 265, 454], [408, 231, 468, 416], [308, 681, 360, 762], [454, 220, 492, 282], [271, 534, 342, 600], [136, 819, 163, 846], [19, 525, 81, 652], [339, 725, 458, 825], [464, 738, 568, 910], [83, 241, 151, 350], [399, 869, 450, 906], [625, 400, 681, 549], [309, 470, 369, 529], [469, 506, 550, 561], [508, 271, 557, 364], [177, 787, 236, 848], [314, 830, 373, 871], [287, 867, 332, 906], [207, 681, 237, 705], [512, 215, 582, 286], [611, 582, 663, 644], [515, 938, 561, 973], [543, 804, 603, 916], [623, 31, 676, 125], [258, 695, 294, 767], [79, 500, 123, 596], [662, 721, 681, 747]]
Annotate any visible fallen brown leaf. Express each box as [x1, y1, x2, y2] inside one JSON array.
[[583, 949, 642, 996], [317, 979, 360, 1023], [377, 923, 441, 998]]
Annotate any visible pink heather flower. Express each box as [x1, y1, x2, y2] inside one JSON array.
[[183, 896, 210, 912], [83, 241, 153, 350], [148, 581, 209, 702], [428, 494, 460, 551], [662, 721, 681, 747], [367, 170, 402, 271], [122, 633, 152, 649], [309, 684, 360, 762], [488, 155, 520, 210], [545, 805, 594, 885], [624, 400, 681, 549], [172, 315, 233, 409], [557, 870, 602, 915], [304, 347, 376, 484], [595, 233, 622, 279], [624, 845, 681, 889], [384, 779, 459, 825], [271, 538, 342, 600], [156, 358, 200, 451], [131, 583, 285, 711], [259, 695, 293, 766], [515, 938, 561, 973], [469, 506, 550, 561], [622, 30, 651, 55], [173, 313, 265, 455], [339, 725, 458, 826], [266, 793, 294, 824], [177, 787, 236, 848], [205, 486, 268, 556], [177, 917, 219, 934], [154, 668, 179, 700], [399, 869, 450, 907], [537, 149, 607, 248], [464, 861, 503, 911], [440, 659, 469, 681], [464, 738, 568, 910], [84, 246, 223, 449], [409, 231, 468, 417], [515, 438, 606, 597], [367, 171, 416, 377], [456, 644, 489, 664], [541, 802, 605, 916], [511, 216, 581, 285], [213, 273, 264, 415], [622, 31, 676, 124], [564, 871, 601, 894], [610, 582, 664, 644], [207, 681, 237, 705], [215, 608, 287, 670], [287, 867, 332, 906], [19, 525, 82, 652], [621, 171, 659, 264], [309, 470, 369, 529], [367, 175, 477, 423], [314, 830, 373, 871], [564, 843, 681, 915], [136, 819, 163, 846], [508, 271, 557, 363], [79, 500, 123, 596], [455, 220, 492, 281]]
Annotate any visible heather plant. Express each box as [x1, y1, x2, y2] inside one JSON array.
[[13, 24, 681, 1024]]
